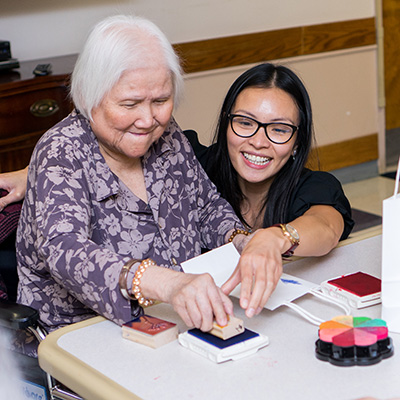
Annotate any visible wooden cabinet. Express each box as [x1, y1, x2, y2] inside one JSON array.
[[0, 55, 77, 172]]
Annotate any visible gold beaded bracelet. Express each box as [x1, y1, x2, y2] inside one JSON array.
[[119, 258, 155, 307], [228, 228, 250, 243]]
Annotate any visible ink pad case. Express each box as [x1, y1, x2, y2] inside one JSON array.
[[178, 328, 269, 363], [320, 271, 381, 309]]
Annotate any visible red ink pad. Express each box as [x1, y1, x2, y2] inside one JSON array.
[[320, 272, 381, 309]]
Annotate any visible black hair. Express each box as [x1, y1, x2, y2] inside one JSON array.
[[207, 63, 314, 229]]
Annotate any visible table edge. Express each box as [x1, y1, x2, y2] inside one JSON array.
[[38, 316, 142, 400]]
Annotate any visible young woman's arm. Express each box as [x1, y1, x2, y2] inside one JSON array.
[[223, 204, 344, 318], [0, 167, 28, 210]]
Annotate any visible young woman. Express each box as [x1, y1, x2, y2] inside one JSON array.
[[185, 63, 353, 314]]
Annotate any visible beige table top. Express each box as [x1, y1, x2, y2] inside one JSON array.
[[39, 227, 399, 400]]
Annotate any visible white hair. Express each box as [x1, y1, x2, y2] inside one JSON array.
[[70, 15, 184, 120]]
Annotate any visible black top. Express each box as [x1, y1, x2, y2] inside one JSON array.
[[183, 130, 354, 240]]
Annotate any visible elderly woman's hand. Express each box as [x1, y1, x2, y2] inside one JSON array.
[[0, 167, 28, 211], [222, 228, 287, 318], [140, 266, 233, 331]]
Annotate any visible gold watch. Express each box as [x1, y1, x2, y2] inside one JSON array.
[[272, 223, 300, 257]]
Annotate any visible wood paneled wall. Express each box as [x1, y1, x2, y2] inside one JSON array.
[[174, 18, 378, 172], [0, 19, 378, 173], [308, 134, 379, 171], [174, 18, 376, 74]]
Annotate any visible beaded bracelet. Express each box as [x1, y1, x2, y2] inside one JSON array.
[[228, 228, 250, 243], [132, 259, 156, 307], [119, 258, 155, 307]]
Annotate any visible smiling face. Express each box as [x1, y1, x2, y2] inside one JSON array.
[[227, 86, 299, 194], [90, 65, 174, 169]]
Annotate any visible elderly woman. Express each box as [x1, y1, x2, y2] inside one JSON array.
[[14, 15, 261, 355]]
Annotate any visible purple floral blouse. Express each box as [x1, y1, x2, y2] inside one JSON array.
[[16, 110, 241, 345]]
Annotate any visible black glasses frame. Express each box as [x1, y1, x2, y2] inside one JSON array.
[[228, 113, 298, 144]]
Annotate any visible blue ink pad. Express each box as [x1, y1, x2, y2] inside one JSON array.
[[178, 328, 269, 363], [187, 328, 259, 349]]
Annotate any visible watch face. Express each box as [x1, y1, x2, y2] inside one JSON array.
[[286, 224, 300, 241]]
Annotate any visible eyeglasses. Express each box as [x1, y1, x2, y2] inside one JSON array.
[[228, 114, 298, 144]]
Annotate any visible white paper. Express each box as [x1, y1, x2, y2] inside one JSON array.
[[181, 243, 318, 311], [381, 156, 400, 332], [394, 156, 400, 196]]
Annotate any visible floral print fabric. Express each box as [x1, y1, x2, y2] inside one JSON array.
[[16, 110, 240, 345]]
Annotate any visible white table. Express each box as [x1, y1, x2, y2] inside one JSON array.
[[39, 229, 400, 400]]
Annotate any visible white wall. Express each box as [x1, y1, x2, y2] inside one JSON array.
[[0, 0, 381, 169], [174, 47, 379, 148], [0, 0, 375, 61]]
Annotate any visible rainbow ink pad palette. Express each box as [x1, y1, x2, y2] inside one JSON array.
[[315, 315, 394, 366], [320, 271, 381, 309]]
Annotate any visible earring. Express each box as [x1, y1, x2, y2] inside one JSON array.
[[292, 149, 297, 160]]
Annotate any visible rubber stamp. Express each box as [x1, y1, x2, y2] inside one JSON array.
[[209, 315, 244, 340], [122, 315, 178, 348]]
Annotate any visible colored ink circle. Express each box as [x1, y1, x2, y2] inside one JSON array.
[[315, 315, 394, 366]]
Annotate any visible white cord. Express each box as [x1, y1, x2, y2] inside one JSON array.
[[282, 288, 351, 326], [283, 301, 324, 325], [309, 288, 351, 315]]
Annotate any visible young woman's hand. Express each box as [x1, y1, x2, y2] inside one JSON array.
[[0, 167, 28, 211], [222, 227, 288, 318], [222, 206, 344, 317]]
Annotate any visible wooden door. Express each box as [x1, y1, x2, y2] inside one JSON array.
[[383, 0, 400, 130]]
